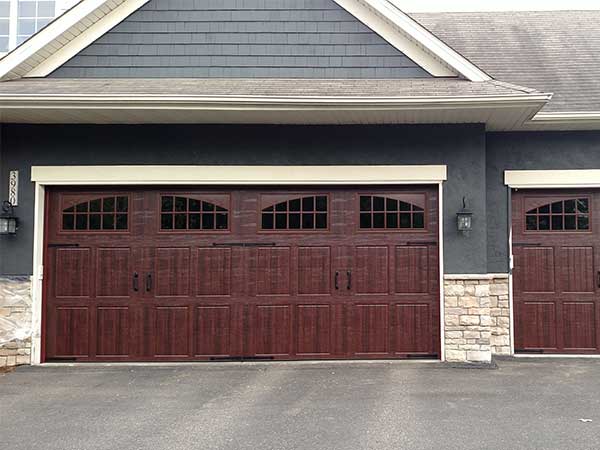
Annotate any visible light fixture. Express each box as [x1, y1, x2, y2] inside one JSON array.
[[0, 201, 18, 235], [456, 197, 473, 235]]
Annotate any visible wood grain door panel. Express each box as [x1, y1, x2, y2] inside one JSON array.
[[44, 186, 439, 361]]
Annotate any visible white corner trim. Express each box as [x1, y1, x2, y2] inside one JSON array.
[[335, 0, 491, 81], [0, 0, 125, 80], [505, 170, 600, 188], [26, 0, 151, 78], [438, 182, 445, 362], [31, 165, 448, 185]]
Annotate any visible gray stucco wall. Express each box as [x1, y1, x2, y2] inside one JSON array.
[[50, 0, 430, 78], [486, 130, 600, 273], [0, 123, 485, 275]]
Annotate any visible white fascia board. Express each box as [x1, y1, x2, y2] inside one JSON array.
[[26, 0, 151, 78], [335, 0, 491, 81], [0, 93, 552, 108], [505, 170, 600, 188], [31, 165, 448, 185], [0, 0, 120, 80], [531, 112, 600, 123]]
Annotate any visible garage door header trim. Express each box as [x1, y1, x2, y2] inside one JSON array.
[[31, 165, 447, 185]]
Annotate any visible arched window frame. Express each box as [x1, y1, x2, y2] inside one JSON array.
[[525, 197, 591, 232], [260, 194, 329, 231], [61, 194, 129, 232], [358, 193, 427, 231], [159, 194, 230, 232]]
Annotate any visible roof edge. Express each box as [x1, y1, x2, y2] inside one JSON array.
[[356, 0, 492, 81]]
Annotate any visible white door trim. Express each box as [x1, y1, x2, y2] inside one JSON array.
[[30, 164, 447, 364], [505, 169, 600, 188], [31, 165, 448, 185]]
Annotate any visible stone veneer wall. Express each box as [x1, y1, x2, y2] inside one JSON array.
[[489, 276, 510, 355], [444, 274, 510, 363], [0, 277, 32, 368]]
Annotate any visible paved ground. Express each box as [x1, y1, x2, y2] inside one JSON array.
[[1, 358, 599, 450]]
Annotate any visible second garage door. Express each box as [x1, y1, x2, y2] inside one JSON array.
[[44, 187, 440, 361], [513, 189, 600, 354]]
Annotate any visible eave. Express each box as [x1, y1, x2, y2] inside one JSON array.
[[523, 112, 600, 131], [0, 92, 551, 131]]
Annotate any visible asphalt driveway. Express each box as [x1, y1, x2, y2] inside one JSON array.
[[1, 358, 599, 450]]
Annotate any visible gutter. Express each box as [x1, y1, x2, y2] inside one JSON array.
[[531, 112, 600, 123], [0, 93, 553, 110]]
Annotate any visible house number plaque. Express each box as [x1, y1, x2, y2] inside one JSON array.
[[8, 170, 18, 206]]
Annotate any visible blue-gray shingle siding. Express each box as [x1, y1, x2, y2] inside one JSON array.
[[50, 0, 431, 78]]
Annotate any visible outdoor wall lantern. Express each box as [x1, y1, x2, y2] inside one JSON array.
[[456, 197, 473, 235], [0, 201, 18, 235]]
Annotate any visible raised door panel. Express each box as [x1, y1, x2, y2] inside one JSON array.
[[353, 304, 389, 355], [298, 247, 331, 295], [395, 246, 428, 294], [154, 307, 189, 357], [519, 302, 557, 349], [194, 306, 231, 356], [96, 307, 129, 357], [393, 304, 431, 354], [55, 248, 91, 298], [355, 246, 389, 295], [53, 306, 89, 357], [96, 248, 131, 298], [155, 248, 190, 297], [197, 248, 231, 297], [252, 305, 291, 356], [296, 305, 331, 355], [255, 247, 291, 296], [514, 247, 555, 293], [560, 247, 594, 293], [563, 303, 597, 350]]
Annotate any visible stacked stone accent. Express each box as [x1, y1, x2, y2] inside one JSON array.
[[444, 275, 492, 363], [444, 274, 511, 363], [489, 276, 510, 355], [0, 277, 32, 368]]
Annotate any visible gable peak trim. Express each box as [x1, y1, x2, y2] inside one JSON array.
[[0, 0, 489, 82]]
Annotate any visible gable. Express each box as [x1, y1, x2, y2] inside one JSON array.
[[48, 0, 432, 78]]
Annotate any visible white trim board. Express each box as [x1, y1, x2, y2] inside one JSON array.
[[0, 0, 489, 81], [31, 165, 448, 185], [505, 169, 600, 188], [29, 164, 447, 364]]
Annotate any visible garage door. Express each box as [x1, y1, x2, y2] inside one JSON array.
[[512, 189, 600, 354], [44, 187, 439, 361]]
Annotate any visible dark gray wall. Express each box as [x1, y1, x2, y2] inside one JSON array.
[[486, 130, 600, 273], [50, 0, 430, 78], [0, 124, 485, 275]]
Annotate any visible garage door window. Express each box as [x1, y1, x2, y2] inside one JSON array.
[[525, 198, 590, 231], [359, 195, 425, 230], [261, 195, 328, 230], [62, 196, 128, 231], [160, 195, 229, 231]]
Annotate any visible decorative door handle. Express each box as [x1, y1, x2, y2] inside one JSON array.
[[597, 271, 600, 288], [347, 270, 352, 290], [335, 271, 339, 290], [146, 273, 152, 292], [132, 272, 139, 292]]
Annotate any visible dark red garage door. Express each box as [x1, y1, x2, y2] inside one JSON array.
[[43, 187, 439, 361], [513, 189, 600, 354]]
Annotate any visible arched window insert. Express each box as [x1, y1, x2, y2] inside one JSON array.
[[62, 196, 128, 231], [359, 195, 425, 229], [525, 198, 589, 231], [261, 196, 328, 230], [161, 196, 228, 230]]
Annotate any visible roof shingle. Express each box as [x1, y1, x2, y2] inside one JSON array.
[[411, 10, 600, 112]]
